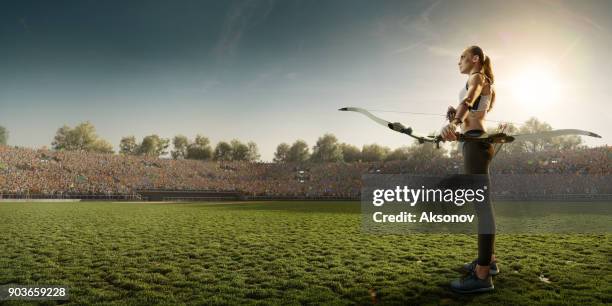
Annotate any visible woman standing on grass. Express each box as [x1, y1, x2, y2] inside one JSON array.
[[440, 45, 498, 293]]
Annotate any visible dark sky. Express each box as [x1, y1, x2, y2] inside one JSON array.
[[1, 0, 406, 84]]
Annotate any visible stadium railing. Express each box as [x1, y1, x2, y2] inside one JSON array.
[[2, 193, 610, 202], [0, 193, 142, 201]]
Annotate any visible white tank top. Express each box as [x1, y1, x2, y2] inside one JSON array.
[[459, 76, 493, 112]]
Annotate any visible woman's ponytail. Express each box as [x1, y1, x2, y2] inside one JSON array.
[[468, 45, 496, 112], [482, 55, 494, 85], [482, 55, 495, 112]]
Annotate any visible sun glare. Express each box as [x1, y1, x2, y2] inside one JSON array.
[[512, 63, 561, 112]]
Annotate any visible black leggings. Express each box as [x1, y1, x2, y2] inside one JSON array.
[[463, 130, 495, 266]]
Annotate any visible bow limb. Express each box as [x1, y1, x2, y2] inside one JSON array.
[[512, 129, 602, 142], [339, 107, 440, 145], [338, 107, 390, 128]]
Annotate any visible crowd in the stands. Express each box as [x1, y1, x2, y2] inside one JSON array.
[[0, 145, 609, 198]]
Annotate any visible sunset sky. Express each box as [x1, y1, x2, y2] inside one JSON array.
[[1, 0, 609, 160]]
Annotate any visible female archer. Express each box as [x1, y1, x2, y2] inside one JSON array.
[[440, 45, 498, 293]]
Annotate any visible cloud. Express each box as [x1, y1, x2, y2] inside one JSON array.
[[200, 79, 221, 93], [539, 0, 608, 34], [213, 0, 276, 58], [385, 1, 443, 56], [389, 41, 425, 55], [245, 72, 271, 89], [285, 72, 298, 80], [427, 45, 456, 57], [399, 0, 442, 41], [554, 36, 582, 67], [19, 18, 30, 33], [374, 1, 442, 56]]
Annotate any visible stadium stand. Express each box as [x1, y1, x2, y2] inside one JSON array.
[[0, 145, 610, 201]]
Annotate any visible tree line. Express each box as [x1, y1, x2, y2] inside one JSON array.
[[44, 122, 440, 162], [49, 122, 261, 161], [46, 122, 452, 162], [272, 134, 446, 163], [0, 118, 590, 162], [0, 125, 7, 146]]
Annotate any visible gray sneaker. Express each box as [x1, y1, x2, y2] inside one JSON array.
[[463, 259, 499, 275], [450, 271, 494, 294]]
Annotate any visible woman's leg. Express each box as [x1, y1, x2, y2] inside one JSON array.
[[451, 139, 497, 293], [463, 140, 495, 275]]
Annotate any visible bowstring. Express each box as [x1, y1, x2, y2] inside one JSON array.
[[492, 123, 508, 159], [365, 109, 522, 126]]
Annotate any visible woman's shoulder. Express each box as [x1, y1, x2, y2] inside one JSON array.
[[468, 72, 485, 83], [469, 72, 493, 95], [473, 71, 494, 86]]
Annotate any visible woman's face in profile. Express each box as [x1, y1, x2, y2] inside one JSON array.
[[458, 49, 474, 74]]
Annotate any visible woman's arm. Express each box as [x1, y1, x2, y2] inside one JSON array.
[[441, 74, 485, 141], [453, 74, 485, 124]]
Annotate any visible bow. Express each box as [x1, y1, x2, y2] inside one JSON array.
[[339, 107, 443, 146], [339, 107, 602, 148], [511, 129, 601, 141]]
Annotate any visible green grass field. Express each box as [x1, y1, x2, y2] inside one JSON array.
[[1, 201, 610, 305]]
